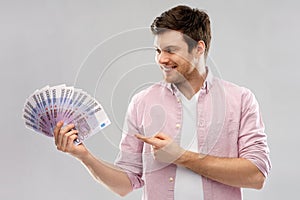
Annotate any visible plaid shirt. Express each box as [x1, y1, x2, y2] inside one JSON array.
[[115, 71, 271, 200]]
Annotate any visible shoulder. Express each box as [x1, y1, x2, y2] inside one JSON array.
[[131, 82, 170, 101], [213, 78, 259, 112], [213, 77, 254, 98]]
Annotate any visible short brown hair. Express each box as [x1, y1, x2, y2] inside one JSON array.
[[151, 5, 211, 58]]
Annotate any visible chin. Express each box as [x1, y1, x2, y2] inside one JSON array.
[[164, 77, 177, 84]]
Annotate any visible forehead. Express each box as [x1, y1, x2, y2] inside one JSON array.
[[153, 30, 187, 49]]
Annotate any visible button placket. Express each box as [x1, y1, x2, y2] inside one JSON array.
[[198, 119, 205, 127]]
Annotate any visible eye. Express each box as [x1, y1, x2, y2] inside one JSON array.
[[165, 47, 176, 54], [166, 49, 172, 53], [155, 48, 161, 54]]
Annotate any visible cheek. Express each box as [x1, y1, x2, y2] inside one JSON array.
[[175, 53, 192, 64], [176, 59, 195, 75], [177, 58, 192, 70]]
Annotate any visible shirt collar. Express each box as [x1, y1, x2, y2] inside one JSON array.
[[161, 66, 214, 95]]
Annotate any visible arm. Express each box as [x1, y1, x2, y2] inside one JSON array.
[[136, 133, 265, 189], [176, 150, 265, 189], [54, 122, 132, 197]]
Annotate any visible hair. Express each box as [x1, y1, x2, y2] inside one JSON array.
[[151, 5, 211, 58]]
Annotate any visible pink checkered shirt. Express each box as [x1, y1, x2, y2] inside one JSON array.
[[115, 71, 271, 200]]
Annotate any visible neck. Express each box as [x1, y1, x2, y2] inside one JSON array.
[[176, 66, 207, 100]]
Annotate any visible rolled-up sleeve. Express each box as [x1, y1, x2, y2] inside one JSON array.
[[238, 88, 271, 177], [114, 94, 145, 189]]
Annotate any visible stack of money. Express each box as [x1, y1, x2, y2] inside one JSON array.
[[22, 84, 111, 144]]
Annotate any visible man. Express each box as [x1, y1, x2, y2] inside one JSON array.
[[54, 5, 271, 200]]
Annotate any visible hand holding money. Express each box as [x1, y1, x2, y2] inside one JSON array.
[[54, 121, 89, 159]]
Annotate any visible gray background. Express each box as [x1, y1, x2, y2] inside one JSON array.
[[1, 0, 299, 199]]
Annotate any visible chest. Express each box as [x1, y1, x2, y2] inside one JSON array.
[[138, 90, 241, 157]]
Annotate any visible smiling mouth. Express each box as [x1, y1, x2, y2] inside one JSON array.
[[161, 66, 177, 71]]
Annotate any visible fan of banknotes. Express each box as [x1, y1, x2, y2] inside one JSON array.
[[22, 84, 111, 145]]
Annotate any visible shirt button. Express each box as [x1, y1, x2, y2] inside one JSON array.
[[169, 177, 174, 182], [175, 123, 181, 129], [177, 98, 181, 103], [198, 120, 204, 127]]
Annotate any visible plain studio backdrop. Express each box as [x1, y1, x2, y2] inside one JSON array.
[[1, 0, 299, 199]]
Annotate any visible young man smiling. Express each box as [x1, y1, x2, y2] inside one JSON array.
[[54, 5, 271, 200]]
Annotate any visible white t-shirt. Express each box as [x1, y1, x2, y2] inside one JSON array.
[[174, 91, 204, 200]]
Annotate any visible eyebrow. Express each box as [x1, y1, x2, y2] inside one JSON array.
[[154, 45, 180, 50]]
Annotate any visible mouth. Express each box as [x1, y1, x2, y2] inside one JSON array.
[[161, 65, 177, 72]]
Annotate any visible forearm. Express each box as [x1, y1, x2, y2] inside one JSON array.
[[176, 151, 265, 189], [54, 122, 133, 196], [79, 151, 133, 196]]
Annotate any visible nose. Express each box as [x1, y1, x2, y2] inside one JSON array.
[[156, 51, 170, 65]]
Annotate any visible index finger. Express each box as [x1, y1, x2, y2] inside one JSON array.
[[135, 133, 164, 147]]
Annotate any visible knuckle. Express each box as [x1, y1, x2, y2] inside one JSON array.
[[68, 136, 74, 143]]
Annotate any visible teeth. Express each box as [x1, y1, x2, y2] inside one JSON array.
[[162, 66, 172, 71]]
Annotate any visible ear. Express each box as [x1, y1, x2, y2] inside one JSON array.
[[196, 40, 205, 56]]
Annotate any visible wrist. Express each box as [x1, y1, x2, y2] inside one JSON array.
[[175, 150, 190, 165], [175, 151, 205, 166], [73, 148, 91, 162]]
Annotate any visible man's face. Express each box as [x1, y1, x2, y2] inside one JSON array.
[[154, 30, 198, 84]]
